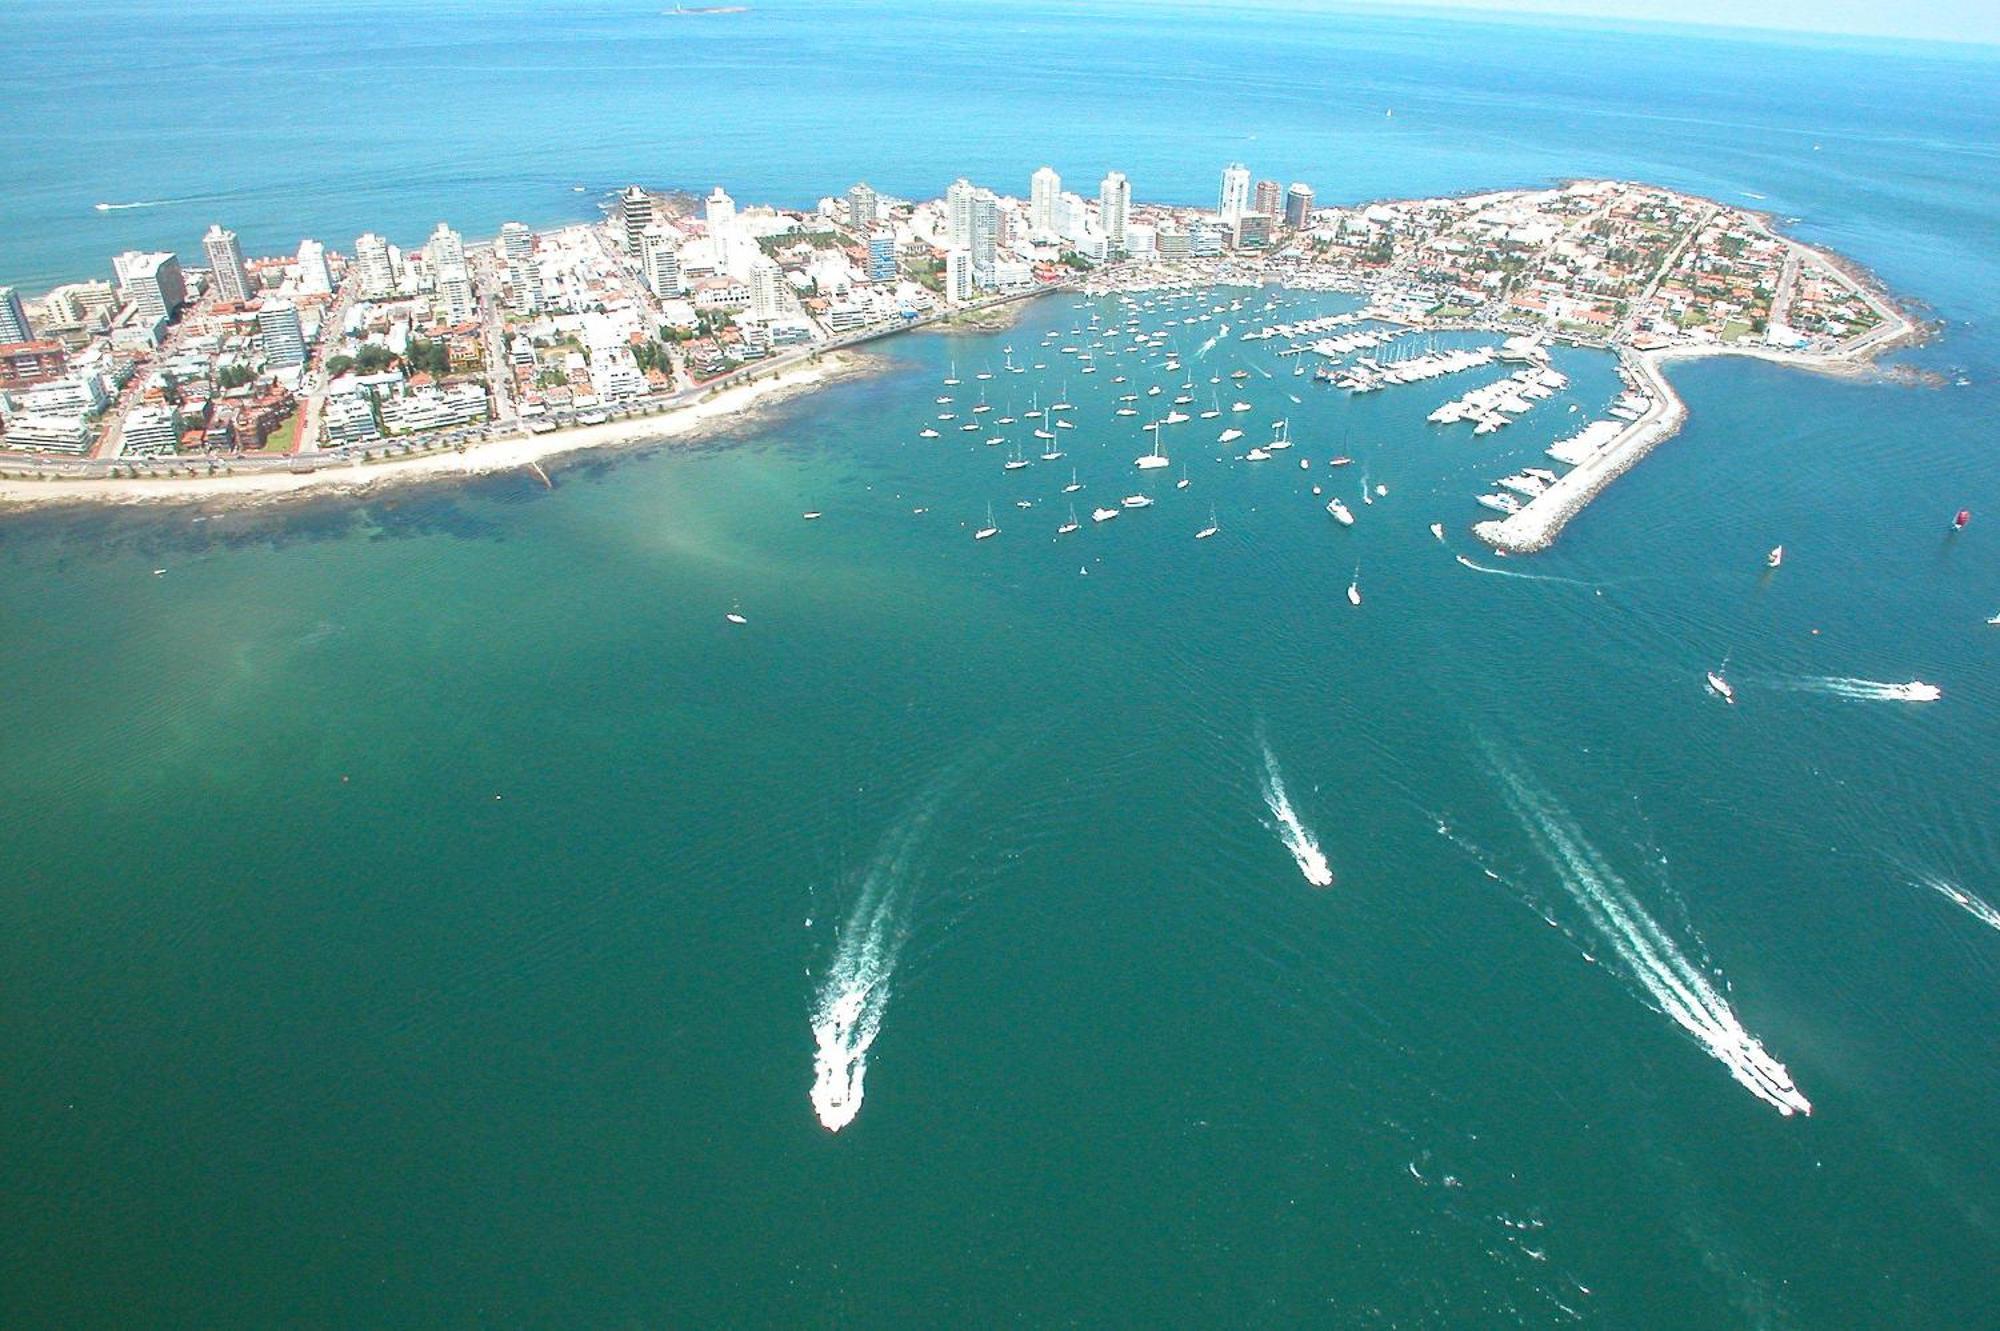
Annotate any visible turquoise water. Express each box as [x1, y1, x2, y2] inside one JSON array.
[[5, 4, 2000, 1326]]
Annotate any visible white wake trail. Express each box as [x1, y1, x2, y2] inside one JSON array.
[[1258, 740, 1335, 887], [93, 198, 181, 211], [1779, 676, 1941, 703], [1454, 554, 1598, 588], [1492, 757, 1811, 1117], [808, 799, 936, 1132], [1916, 875, 2000, 932]]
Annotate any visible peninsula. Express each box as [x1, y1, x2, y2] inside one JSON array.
[[0, 171, 1917, 544]]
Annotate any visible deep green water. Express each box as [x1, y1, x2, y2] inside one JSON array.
[[5, 286, 1997, 1326], [5, 2, 2000, 1326]]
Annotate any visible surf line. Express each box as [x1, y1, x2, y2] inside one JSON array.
[[1258, 734, 1335, 887], [1489, 752, 1811, 1117], [808, 787, 945, 1132]]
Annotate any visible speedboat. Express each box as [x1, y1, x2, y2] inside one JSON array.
[[1329, 455, 1352, 467], [1122, 494, 1154, 509], [802, 511, 822, 521], [1218, 428, 1244, 444], [1767, 545, 1784, 569], [1346, 579, 1361, 606], [1889, 681, 1942, 702], [1244, 447, 1270, 461], [1429, 522, 1445, 541], [1326, 498, 1354, 526], [725, 611, 748, 625], [1092, 506, 1120, 522], [919, 427, 939, 438]]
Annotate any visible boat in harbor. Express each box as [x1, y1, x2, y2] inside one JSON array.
[[974, 503, 1000, 540], [1767, 545, 1784, 568], [1004, 446, 1030, 471], [1058, 504, 1080, 535], [1092, 505, 1120, 522], [1122, 494, 1154, 509], [1347, 568, 1362, 606], [944, 361, 960, 386], [1951, 508, 1970, 531], [1196, 506, 1219, 540], [1706, 669, 1736, 704], [1326, 497, 1354, 526], [1063, 468, 1082, 494], [1430, 522, 1445, 541], [919, 427, 939, 438], [1219, 427, 1244, 444], [1136, 422, 1171, 470], [1329, 455, 1351, 467], [1176, 463, 1190, 490]]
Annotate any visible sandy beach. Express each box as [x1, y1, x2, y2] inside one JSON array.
[[0, 350, 872, 511]]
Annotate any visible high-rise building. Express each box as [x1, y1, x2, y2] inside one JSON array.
[[846, 182, 878, 231], [867, 229, 896, 283], [969, 188, 999, 282], [1254, 179, 1283, 219], [113, 251, 187, 325], [1237, 213, 1274, 248], [945, 178, 975, 249], [1285, 182, 1316, 231], [498, 223, 541, 312], [257, 300, 307, 368], [1098, 171, 1130, 257], [705, 186, 737, 237], [202, 224, 252, 303], [425, 222, 465, 276], [1030, 166, 1061, 236], [499, 222, 533, 263], [1218, 163, 1251, 221], [620, 186, 655, 254], [0, 286, 30, 343], [295, 240, 332, 295], [943, 248, 972, 303], [640, 226, 684, 297], [436, 266, 476, 324], [353, 233, 396, 300], [747, 258, 784, 320]]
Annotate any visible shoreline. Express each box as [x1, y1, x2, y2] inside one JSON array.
[[0, 350, 876, 510]]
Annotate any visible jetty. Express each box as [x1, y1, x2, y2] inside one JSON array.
[[1474, 350, 1686, 554]]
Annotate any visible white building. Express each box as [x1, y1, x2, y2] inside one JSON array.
[[705, 186, 737, 237], [21, 372, 110, 416], [121, 404, 181, 454], [943, 248, 972, 303], [2, 414, 92, 452], [499, 222, 534, 262], [748, 258, 784, 320], [969, 189, 999, 284], [436, 267, 476, 325], [619, 186, 655, 254], [425, 223, 465, 276], [1219, 162, 1251, 222], [945, 178, 975, 249], [640, 227, 684, 297], [295, 240, 333, 295], [1098, 171, 1130, 256], [257, 300, 307, 368], [354, 233, 397, 300], [202, 225, 252, 303], [1030, 166, 1061, 236], [323, 393, 380, 444], [113, 252, 186, 324]]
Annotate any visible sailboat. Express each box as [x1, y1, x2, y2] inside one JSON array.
[[1266, 419, 1292, 450], [1063, 468, 1082, 494], [944, 360, 960, 387], [1706, 664, 1736, 704], [1196, 505, 1219, 540], [1058, 504, 1081, 535], [1135, 422, 1171, 470], [1201, 392, 1221, 420], [1041, 436, 1065, 461], [725, 600, 748, 625], [1176, 463, 1190, 490], [974, 503, 1000, 540], [972, 388, 991, 414], [1004, 445, 1030, 471], [1051, 381, 1073, 411], [1766, 545, 1784, 568]]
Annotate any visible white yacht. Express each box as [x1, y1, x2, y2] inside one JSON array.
[[1092, 505, 1120, 522], [1058, 505, 1081, 535], [1195, 506, 1219, 540], [1135, 423, 1171, 470], [1219, 428, 1245, 444], [1063, 469, 1082, 494], [1326, 498, 1354, 526], [1122, 494, 1154, 508]]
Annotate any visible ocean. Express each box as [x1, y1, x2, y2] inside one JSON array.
[[3, 3, 1998, 1326]]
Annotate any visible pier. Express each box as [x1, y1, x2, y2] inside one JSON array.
[[1473, 349, 1687, 554]]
